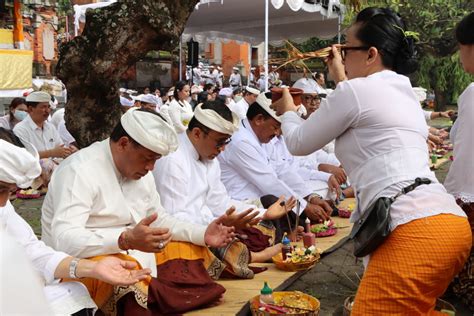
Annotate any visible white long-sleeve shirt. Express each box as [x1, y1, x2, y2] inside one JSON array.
[[41, 139, 207, 277], [218, 119, 309, 209], [444, 83, 474, 202], [168, 99, 194, 133], [153, 133, 263, 225], [1, 201, 96, 314], [281, 70, 464, 230], [229, 97, 250, 120]]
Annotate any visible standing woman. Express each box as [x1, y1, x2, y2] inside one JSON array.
[[0, 97, 28, 130], [273, 7, 471, 315], [444, 12, 474, 311], [168, 81, 193, 133]]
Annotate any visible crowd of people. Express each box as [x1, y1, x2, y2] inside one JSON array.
[[0, 7, 472, 316]]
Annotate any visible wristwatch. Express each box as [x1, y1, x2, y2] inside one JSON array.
[[69, 257, 81, 279]]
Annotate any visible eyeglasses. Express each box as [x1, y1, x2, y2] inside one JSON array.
[[203, 130, 232, 149], [340, 46, 370, 60], [215, 137, 232, 149], [302, 95, 321, 103]]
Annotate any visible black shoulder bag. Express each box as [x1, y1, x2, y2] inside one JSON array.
[[350, 177, 431, 257]]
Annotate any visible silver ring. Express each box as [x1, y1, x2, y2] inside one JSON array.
[[158, 241, 165, 249]]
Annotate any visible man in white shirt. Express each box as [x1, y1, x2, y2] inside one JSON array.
[[229, 86, 260, 120], [293, 78, 322, 119], [41, 108, 235, 315], [257, 74, 267, 91], [229, 67, 242, 89], [13, 91, 74, 159], [249, 67, 256, 86], [218, 93, 332, 235], [269, 65, 281, 87], [313, 72, 328, 97], [0, 138, 151, 316], [153, 100, 294, 277]]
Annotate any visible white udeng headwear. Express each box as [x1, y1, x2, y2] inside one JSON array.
[[293, 79, 317, 94], [193, 104, 239, 135], [256, 93, 281, 123], [121, 108, 178, 155], [0, 140, 41, 188]]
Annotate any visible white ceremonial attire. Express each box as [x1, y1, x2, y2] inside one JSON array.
[[153, 133, 263, 225], [269, 71, 279, 86], [422, 109, 433, 121], [192, 67, 202, 86], [229, 73, 242, 87], [0, 229, 53, 316], [230, 97, 250, 120], [1, 201, 96, 315], [13, 115, 63, 152], [0, 114, 14, 130], [249, 72, 255, 85], [50, 108, 65, 129], [265, 136, 330, 198], [168, 99, 194, 133], [281, 70, 465, 230], [315, 83, 327, 95], [257, 77, 266, 91], [41, 139, 207, 277], [218, 119, 308, 210], [444, 83, 474, 202], [293, 78, 319, 93], [159, 103, 172, 124]]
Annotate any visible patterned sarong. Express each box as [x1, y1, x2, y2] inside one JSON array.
[[65, 242, 226, 316], [352, 214, 472, 315]]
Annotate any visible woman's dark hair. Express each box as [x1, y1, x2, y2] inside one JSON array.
[[188, 99, 233, 132], [456, 12, 474, 45], [197, 91, 209, 104], [354, 7, 418, 75], [8, 97, 26, 123], [173, 81, 189, 100]]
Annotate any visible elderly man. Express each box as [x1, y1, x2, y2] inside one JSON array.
[[229, 86, 260, 120], [292, 79, 321, 119], [229, 67, 242, 89], [218, 93, 332, 236], [139, 94, 159, 112], [41, 108, 235, 315], [153, 100, 294, 278], [13, 91, 74, 159], [0, 138, 151, 316]]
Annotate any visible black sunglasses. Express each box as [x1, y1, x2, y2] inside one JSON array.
[[341, 46, 371, 60]]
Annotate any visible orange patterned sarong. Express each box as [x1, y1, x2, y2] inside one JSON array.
[[352, 214, 472, 316], [65, 242, 225, 316]]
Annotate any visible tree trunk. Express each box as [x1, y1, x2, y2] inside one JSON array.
[[56, 0, 199, 147], [433, 87, 447, 112]]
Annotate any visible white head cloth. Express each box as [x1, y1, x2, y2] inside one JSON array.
[[232, 67, 239, 71], [26, 91, 50, 103], [256, 93, 281, 122], [0, 140, 41, 188], [193, 104, 240, 135], [120, 108, 178, 155], [140, 94, 157, 105], [218, 87, 233, 97], [191, 85, 203, 94], [120, 96, 134, 107], [245, 86, 260, 95], [292, 79, 317, 94]]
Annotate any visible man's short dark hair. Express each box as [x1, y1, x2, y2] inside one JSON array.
[[246, 102, 272, 121], [188, 99, 233, 132]]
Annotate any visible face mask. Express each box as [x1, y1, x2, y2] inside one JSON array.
[[13, 110, 28, 121], [234, 95, 243, 102]]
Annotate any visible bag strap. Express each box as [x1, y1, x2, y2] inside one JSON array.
[[390, 177, 431, 202]]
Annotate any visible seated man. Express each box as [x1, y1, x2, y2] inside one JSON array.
[[153, 100, 295, 278], [41, 108, 235, 315], [229, 86, 260, 120], [0, 138, 151, 316], [218, 93, 332, 237], [13, 91, 75, 160]]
